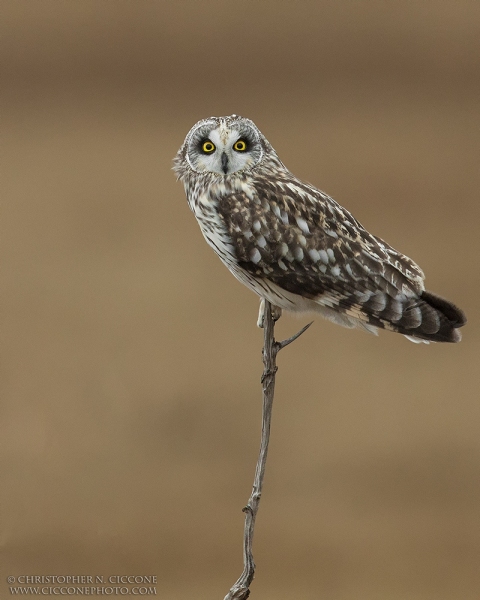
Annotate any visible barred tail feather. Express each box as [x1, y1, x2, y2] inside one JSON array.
[[411, 290, 467, 343], [387, 290, 466, 343], [319, 288, 466, 344]]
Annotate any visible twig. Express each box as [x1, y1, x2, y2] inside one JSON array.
[[224, 301, 313, 600]]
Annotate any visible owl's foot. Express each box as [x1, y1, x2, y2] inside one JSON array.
[[257, 299, 283, 328]]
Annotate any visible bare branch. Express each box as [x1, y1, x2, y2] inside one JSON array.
[[276, 321, 313, 350], [224, 302, 312, 600]]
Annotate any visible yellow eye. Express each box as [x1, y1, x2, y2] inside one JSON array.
[[233, 139, 247, 152], [202, 140, 216, 153]]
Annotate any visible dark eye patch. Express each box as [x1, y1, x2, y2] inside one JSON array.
[[200, 139, 216, 153], [233, 138, 248, 152]]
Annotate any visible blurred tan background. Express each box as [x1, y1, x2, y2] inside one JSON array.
[[2, 1, 480, 598]]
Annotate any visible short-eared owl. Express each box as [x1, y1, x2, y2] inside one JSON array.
[[174, 115, 466, 343]]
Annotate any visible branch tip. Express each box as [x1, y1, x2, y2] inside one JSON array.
[[277, 321, 313, 350]]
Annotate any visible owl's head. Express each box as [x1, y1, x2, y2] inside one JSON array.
[[174, 115, 275, 179]]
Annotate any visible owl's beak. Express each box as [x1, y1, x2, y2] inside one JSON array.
[[221, 152, 229, 174]]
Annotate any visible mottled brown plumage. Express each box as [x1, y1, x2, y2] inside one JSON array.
[[174, 115, 466, 343]]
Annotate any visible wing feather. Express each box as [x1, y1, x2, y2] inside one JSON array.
[[215, 178, 466, 340], [216, 179, 424, 301], [217, 176, 465, 342]]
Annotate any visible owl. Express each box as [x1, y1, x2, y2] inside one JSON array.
[[173, 115, 466, 343]]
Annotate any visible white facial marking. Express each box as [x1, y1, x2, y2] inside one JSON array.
[[219, 123, 230, 145], [186, 120, 263, 175]]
